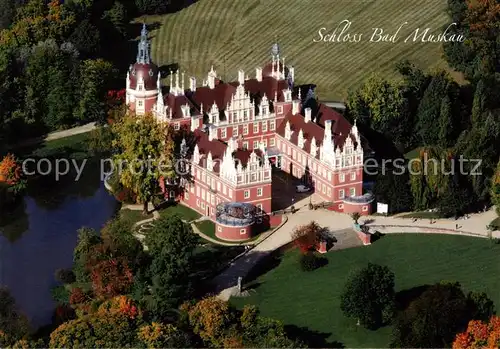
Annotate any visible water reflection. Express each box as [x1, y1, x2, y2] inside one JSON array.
[[0, 162, 119, 328]]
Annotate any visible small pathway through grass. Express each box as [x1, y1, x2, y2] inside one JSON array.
[[215, 196, 499, 300]]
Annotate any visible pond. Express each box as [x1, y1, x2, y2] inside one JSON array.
[[0, 160, 119, 329]]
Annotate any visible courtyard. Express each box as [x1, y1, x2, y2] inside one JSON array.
[[271, 168, 316, 211]]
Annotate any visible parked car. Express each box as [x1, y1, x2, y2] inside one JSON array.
[[296, 184, 311, 193]]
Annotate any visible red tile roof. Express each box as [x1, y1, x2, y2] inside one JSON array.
[[163, 93, 195, 120], [192, 130, 264, 173], [276, 104, 356, 159], [190, 83, 236, 111]]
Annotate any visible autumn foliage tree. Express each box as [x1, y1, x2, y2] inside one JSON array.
[[292, 221, 323, 253], [452, 315, 500, 349], [111, 112, 176, 214], [90, 256, 134, 300]]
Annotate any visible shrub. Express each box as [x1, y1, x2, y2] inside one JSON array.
[[299, 252, 327, 272], [55, 268, 76, 284]]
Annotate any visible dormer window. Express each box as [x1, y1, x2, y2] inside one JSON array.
[[132, 70, 136, 76], [262, 106, 267, 115], [138, 84, 143, 91], [149, 69, 153, 76]]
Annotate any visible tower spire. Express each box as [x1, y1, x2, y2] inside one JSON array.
[[136, 23, 150, 64]]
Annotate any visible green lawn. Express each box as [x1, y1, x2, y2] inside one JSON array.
[[120, 208, 153, 225], [399, 211, 441, 219], [231, 234, 500, 348], [142, 0, 460, 101], [158, 203, 201, 221], [13, 131, 92, 159]]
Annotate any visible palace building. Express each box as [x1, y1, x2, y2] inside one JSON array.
[[125, 24, 373, 241]]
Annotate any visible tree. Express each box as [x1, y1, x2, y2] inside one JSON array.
[[373, 168, 413, 214], [444, 0, 500, 82], [415, 72, 460, 146], [54, 268, 76, 284], [103, 1, 127, 36], [452, 315, 500, 349], [111, 112, 175, 214], [68, 19, 100, 57], [90, 256, 134, 300], [437, 178, 474, 218], [75, 59, 115, 124], [73, 227, 101, 282], [340, 263, 395, 329], [391, 282, 469, 348], [466, 291, 495, 322], [137, 322, 193, 348], [0, 154, 25, 195], [49, 312, 140, 348], [185, 297, 234, 347], [0, 287, 30, 347], [491, 159, 500, 215], [143, 214, 198, 318], [346, 74, 410, 150], [350, 212, 361, 224], [292, 221, 323, 253]]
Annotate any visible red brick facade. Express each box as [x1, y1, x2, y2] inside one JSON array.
[[126, 27, 373, 241]]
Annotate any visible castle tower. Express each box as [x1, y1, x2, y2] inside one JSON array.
[[125, 24, 160, 115]]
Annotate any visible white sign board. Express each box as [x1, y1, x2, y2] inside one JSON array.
[[377, 203, 388, 214]]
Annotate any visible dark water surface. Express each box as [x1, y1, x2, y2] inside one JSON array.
[[0, 167, 118, 328]]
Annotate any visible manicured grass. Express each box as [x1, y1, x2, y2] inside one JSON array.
[[195, 220, 216, 238], [231, 234, 500, 348], [120, 208, 153, 225], [143, 0, 460, 101], [15, 132, 92, 159], [158, 203, 201, 221], [399, 211, 441, 219]]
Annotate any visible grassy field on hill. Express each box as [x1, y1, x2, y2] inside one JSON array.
[[231, 234, 500, 347], [142, 0, 457, 100]]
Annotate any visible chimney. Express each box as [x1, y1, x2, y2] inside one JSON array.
[[190, 77, 196, 91], [208, 76, 215, 89], [292, 100, 300, 115], [238, 70, 245, 85], [304, 107, 312, 122], [256, 67, 262, 82]]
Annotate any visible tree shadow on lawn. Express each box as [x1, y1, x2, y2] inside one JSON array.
[[191, 245, 246, 295], [285, 325, 345, 348], [395, 284, 431, 311]]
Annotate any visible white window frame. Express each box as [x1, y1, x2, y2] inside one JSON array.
[[243, 125, 249, 135], [257, 188, 263, 197], [174, 123, 180, 130], [240, 229, 246, 235], [350, 187, 356, 197], [262, 121, 268, 132], [351, 172, 356, 181], [362, 206, 368, 212], [229, 189, 233, 198], [339, 203, 344, 209], [339, 173, 345, 182], [277, 106, 283, 114], [221, 128, 227, 138], [218, 226, 222, 232], [339, 189, 345, 199], [244, 190, 250, 199], [253, 141, 259, 149], [253, 122, 259, 133], [270, 120, 276, 131], [270, 138, 275, 146], [233, 126, 238, 136]]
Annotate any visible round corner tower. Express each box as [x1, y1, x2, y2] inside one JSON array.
[[126, 24, 159, 115]]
